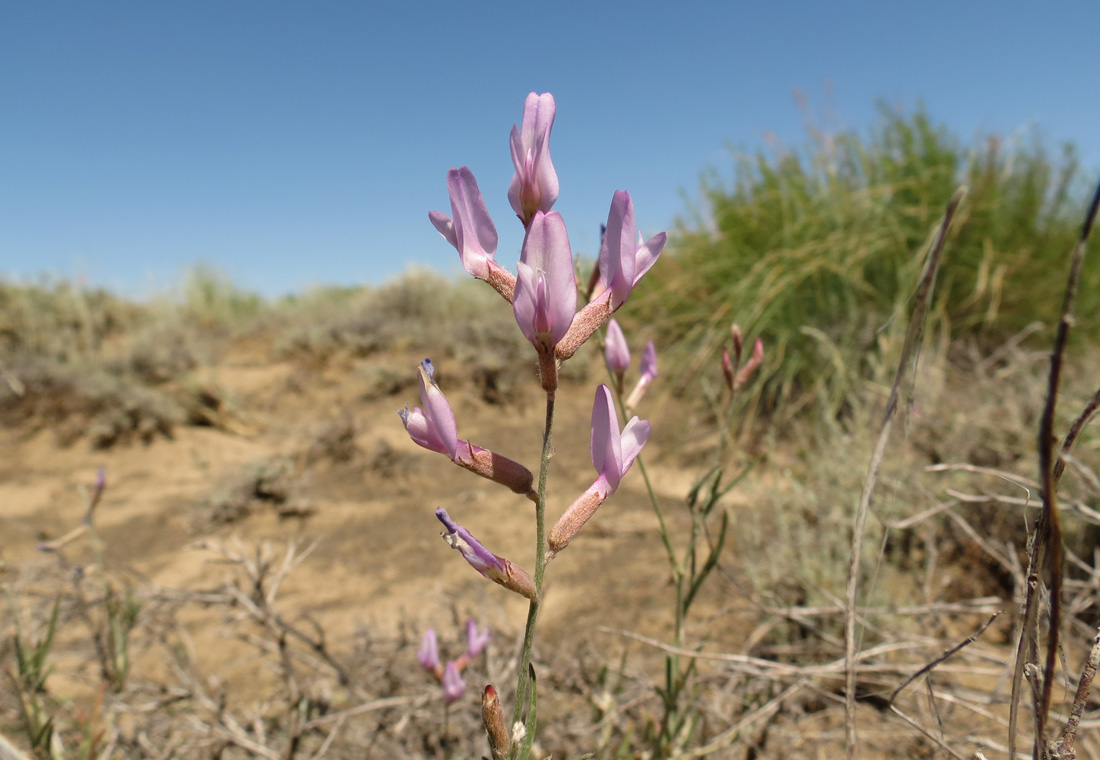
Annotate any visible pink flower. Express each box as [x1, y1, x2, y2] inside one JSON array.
[[599, 191, 666, 310], [548, 385, 650, 556], [436, 508, 537, 600], [429, 167, 498, 280], [513, 211, 577, 351], [508, 93, 558, 226], [418, 628, 440, 674], [398, 359, 459, 460], [429, 168, 517, 302], [399, 360, 535, 497], [442, 661, 466, 705], [590, 384, 649, 495], [604, 318, 631, 390], [466, 619, 491, 657]]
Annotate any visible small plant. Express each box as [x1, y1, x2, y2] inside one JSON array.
[[601, 317, 763, 756], [6, 596, 61, 757]]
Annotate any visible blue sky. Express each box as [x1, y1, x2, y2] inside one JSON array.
[[2, 1, 1097, 298]]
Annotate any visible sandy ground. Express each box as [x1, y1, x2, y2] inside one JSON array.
[[0, 346, 742, 706]]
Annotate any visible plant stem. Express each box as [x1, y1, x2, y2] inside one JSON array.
[[511, 389, 556, 730]]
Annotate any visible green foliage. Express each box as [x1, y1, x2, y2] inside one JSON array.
[[634, 105, 1091, 415], [7, 596, 61, 756]]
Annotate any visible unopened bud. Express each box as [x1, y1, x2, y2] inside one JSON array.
[[482, 685, 510, 760], [721, 347, 735, 392], [734, 338, 763, 391], [730, 323, 744, 364]]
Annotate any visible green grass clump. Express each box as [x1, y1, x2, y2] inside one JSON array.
[[634, 105, 1092, 417]]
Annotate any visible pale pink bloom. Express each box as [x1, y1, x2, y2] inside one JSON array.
[[398, 359, 458, 460], [466, 619, 491, 657], [604, 318, 631, 387], [442, 661, 466, 705], [513, 211, 577, 351], [428, 167, 498, 280], [599, 191, 666, 309], [507, 93, 558, 226], [590, 384, 649, 495], [399, 360, 535, 496], [548, 385, 650, 556], [417, 628, 440, 673]]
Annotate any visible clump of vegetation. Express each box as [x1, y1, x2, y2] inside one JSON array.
[[0, 355, 183, 448], [197, 455, 312, 526], [634, 105, 1093, 417]]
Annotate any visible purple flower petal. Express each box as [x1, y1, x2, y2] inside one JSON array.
[[618, 417, 650, 476], [417, 359, 459, 460], [589, 384, 650, 495], [435, 508, 536, 600]]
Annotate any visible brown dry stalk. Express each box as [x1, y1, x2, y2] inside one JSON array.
[[843, 188, 965, 760], [1049, 625, 1100, 758], [1009, 177, 1100, 760]]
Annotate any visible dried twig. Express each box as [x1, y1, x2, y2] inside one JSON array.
[[1010, 177, 1100, 759]]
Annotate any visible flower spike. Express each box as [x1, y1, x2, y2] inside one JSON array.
[[436, 508, 537, 600]]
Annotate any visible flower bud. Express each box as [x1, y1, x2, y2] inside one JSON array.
[[482, 685, 510, 759]]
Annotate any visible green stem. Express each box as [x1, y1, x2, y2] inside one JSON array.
[[511, 390, 556, 731]]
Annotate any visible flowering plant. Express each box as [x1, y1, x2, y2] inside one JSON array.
[[405, 92, 665, 758]]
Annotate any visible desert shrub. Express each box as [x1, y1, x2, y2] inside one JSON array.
[[196, 455, 311, 526], [0, 354, 183, 447], [122, 321, 203, 384], [0, 278, 143, 361], [180, 263, 266, 328]]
